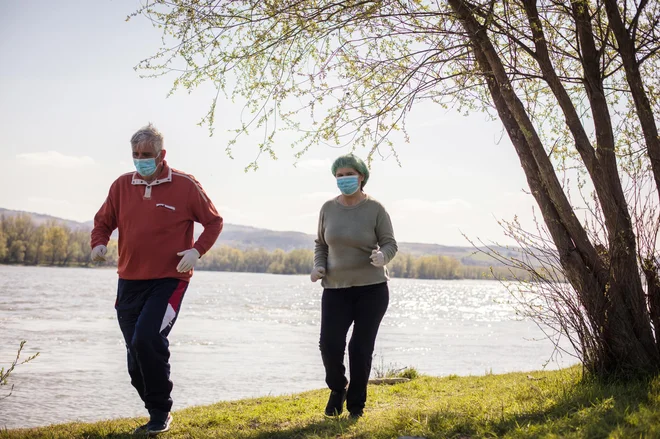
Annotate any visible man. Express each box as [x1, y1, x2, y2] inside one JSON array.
[[91, 124, 223, 435]]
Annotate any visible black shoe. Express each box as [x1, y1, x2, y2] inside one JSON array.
[[144, 411, 172, 436], [348, 409, 363, 419], [324, 389, 347, 416]]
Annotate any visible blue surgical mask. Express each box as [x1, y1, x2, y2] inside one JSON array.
[[337, 175, 360, 195], [133, 154, 159, 177]]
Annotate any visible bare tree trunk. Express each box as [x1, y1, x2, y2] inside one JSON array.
[[603, 0, 660, 352], [571, 0, 659, 373]]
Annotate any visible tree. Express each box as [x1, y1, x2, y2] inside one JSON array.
[[26, 224, 48, 265], [0, 227, 7, 261], [134, 0, 660, 377], [43, 225, 69, 265], [65, 229, 90, 266], [8, 240, 27, 264]]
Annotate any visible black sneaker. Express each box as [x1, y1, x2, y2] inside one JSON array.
[[145, 412, 172, 436], [348, 409, 363, 419], [324, 389, 347, 416]]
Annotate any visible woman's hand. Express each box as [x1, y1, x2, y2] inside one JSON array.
[[370, 250, 385, 267], [310, 266, 326, 282]]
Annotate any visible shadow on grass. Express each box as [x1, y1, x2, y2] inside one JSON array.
[[419, 376, 657, 438], [246, 417, 360, 439]]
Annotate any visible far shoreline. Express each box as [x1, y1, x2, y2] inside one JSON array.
[[0, 263, 530, 282]]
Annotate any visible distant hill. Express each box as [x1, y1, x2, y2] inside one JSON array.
[[0, 207, 516, 266], [0, 208, 92, 230]]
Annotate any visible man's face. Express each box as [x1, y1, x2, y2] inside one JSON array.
[[132, 141, 160, 160]]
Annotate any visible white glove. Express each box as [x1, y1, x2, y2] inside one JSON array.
[[176, 248, 200, 273], [91, 245, 107, 262], [310, 267, 326, 282], [370, 250, 385, 267]]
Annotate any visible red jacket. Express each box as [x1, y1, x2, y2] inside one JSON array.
[[91, 161, 223, 280]]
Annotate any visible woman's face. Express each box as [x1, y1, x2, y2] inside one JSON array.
[[334, 167, 364, 196], [335, 167, 363, 186]]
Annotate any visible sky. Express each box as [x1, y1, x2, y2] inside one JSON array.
[[0, 0, 538, 246]]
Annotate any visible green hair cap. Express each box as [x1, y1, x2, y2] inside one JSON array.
[[331, 154, 370, 188]]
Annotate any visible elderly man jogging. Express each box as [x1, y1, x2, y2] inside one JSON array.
[[90, 124, 223, 435]]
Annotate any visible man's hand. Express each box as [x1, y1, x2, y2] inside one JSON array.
[[370, 250, 385, 267], [91, 245, 107, 262], [310, 266, 326, 282], [176, 248, 200, 273]]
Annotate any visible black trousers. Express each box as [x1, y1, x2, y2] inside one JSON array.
[[116, 278, 188, 413], [319, 282, 389, 413]]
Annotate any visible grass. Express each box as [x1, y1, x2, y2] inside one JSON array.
[[371, 355, 420, 380], [3, 367, 660, 438]]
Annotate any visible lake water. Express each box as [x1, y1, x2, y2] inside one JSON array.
[[0, 265, 575, 429]]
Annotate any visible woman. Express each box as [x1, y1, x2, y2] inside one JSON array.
[[311, 153, 398, 419]]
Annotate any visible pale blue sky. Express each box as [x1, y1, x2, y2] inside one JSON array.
[[0, 0, 537, 246]]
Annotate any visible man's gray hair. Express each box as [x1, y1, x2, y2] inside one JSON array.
[[130, 123, 164, 153]]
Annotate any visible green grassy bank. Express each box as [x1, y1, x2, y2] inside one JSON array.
[[3, 367, 659, 438]]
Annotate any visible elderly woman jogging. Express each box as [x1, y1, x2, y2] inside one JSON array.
[[311, 153, 398, 419]]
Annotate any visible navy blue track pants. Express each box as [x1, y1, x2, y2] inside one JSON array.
[[116, 278, 188, 413]]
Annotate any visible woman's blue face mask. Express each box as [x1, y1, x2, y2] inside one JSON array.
[[336, 175, 360, 195]]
